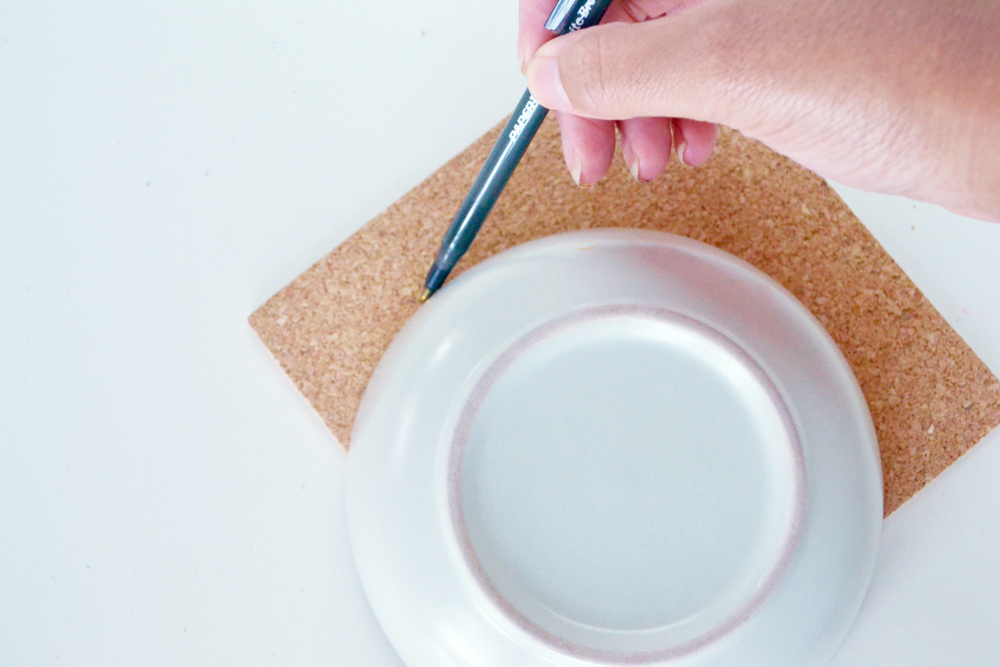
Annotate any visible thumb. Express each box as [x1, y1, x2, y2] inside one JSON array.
[[525, 9, 746, 128]]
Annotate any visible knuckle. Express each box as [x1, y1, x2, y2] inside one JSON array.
[[568, 31, 617, 114]]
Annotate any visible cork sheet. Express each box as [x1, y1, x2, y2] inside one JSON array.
[[250, 118, 1000, 516]]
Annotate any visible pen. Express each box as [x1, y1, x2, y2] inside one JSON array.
[[420, 0, 615, 302]]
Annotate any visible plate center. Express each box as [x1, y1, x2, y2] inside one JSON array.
[[453, 308, 801, 657]]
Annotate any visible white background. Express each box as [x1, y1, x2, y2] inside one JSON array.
[[2, 2, 999, 665]]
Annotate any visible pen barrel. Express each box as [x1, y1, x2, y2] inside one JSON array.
[[435, 89, 549, 266], [423, 0, 615, 296]]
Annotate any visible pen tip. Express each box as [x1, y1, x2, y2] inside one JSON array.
[[420, 288, 432, 303]]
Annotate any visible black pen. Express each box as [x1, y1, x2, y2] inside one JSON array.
[[420, 0, 615, 302]]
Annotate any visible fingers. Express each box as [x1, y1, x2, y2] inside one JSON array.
[[672, 118, 717, 167], [523, 0, 722, 186], [618, 117, 673, 182], [554, 111, 616, 186], [557, 114, 715, 186]]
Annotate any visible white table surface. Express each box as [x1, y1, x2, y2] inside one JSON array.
[[2, 2, 999, 665]]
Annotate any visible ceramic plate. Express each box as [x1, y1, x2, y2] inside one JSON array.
[[347, 230, 882, 667]]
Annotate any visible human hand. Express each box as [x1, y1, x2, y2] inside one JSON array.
[[520, 0, 1000, 222]]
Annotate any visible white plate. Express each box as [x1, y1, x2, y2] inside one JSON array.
[[347, 229, 882, 667]]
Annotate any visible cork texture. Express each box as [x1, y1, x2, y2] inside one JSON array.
[[250, 118, 1000, 516]]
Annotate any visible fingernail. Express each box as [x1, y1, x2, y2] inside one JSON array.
[[569, 151, 583, 187], [517, 37, 526, 75], [621, 133, 648, 183], [527, 57, 572, 111], [630, 157, 644, 182], [676, 138, 690, 167], [621, 134, 646, 183], [560, 130, 584, 187]]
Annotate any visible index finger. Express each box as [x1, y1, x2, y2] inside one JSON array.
[[519, 0, 560, 71], [519, 0, 691, 72]]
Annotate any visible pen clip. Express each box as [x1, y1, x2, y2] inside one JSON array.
[[544, 0, 581, 33]]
